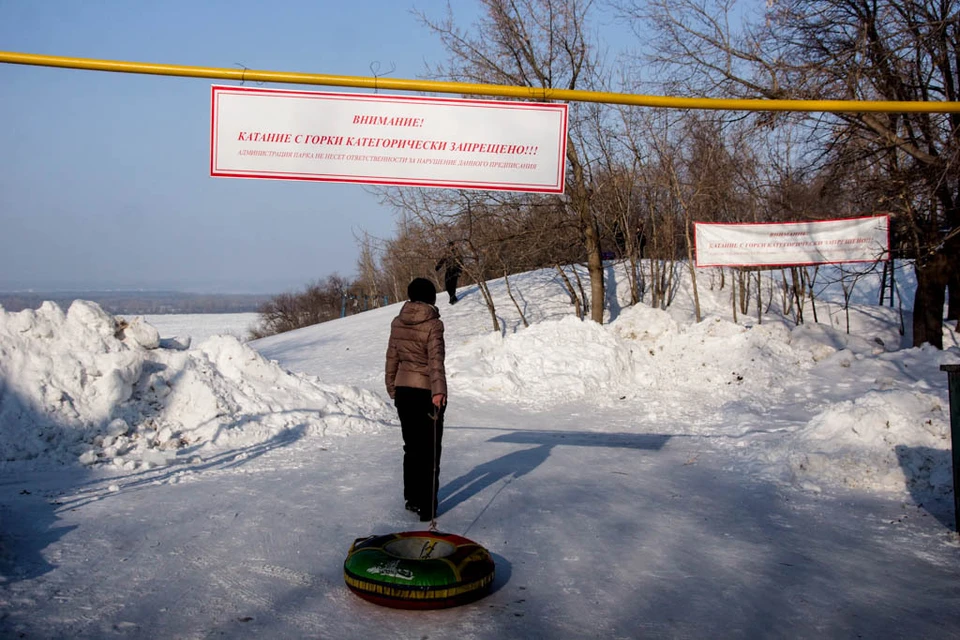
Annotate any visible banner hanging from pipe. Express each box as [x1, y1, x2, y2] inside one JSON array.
[[694, 215, 890, 267], [210, 86, 568, 193]]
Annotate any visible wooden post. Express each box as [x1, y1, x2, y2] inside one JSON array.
[[939, 364, 960, 533]]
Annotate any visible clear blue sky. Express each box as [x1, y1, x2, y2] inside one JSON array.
[[0, 0, 473, 293]]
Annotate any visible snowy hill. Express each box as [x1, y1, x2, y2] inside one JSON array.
[[2, 261, 959, 638], [253, 262, 957, 497], [1, 261, 957, 495]]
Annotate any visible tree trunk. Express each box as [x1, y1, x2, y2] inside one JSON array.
[[730, 271, 738, 324], [477, 280, 501, 334], [791, 267, 804, 325], [567, 139, 605, 323], [504, 270, 528, 328], [628, 254, 641, 305], [913, 254, 949, 349], [756, 270, 762, 325], [585, 223, 605, 323], [806, 267, 819, 324], [555, 264, 583, 319], [684, 221, 702, 322]]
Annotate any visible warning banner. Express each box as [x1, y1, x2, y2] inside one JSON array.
[[694, 216, 890, 267], [210, 86, 568, 193]]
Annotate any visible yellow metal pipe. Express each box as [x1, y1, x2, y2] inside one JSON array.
[[3, 50, 960, 114]]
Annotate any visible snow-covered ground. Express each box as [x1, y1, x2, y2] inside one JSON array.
[[141, 312, 259, 345], [1, 262, 959, 638]]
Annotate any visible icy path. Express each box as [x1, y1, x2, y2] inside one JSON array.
[[2, 399, 958, 639]]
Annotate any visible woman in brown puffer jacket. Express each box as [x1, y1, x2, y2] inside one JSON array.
[[385, 277, 447, 522]]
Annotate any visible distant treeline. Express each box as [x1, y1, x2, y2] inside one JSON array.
[[0, 291, 272, 315]]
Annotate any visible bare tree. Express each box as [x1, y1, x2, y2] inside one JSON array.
[[354, 230, 391, 307], [250, 275, 349, 339], [380, 212, 441, 302], [618, 0, 960, 347], [417, 0, 610, 323], [589, 110, 646, 305]]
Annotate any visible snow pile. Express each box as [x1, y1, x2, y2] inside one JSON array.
[[448, 305, 812, 409], [615, 307, 809, 408], [448, 301, 874, 414], [0, 301, 144, 460], [0, 301, 389, 468], [448, 315, 635, 405], [785, 388, 950, 494], [769, 343, 956, 495]]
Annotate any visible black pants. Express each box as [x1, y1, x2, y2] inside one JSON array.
[[395, 386, 444, 518], [444, 270, 460, 302]]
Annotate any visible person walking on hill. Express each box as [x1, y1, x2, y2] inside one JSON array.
[[435, 242, 463, 305], [384, 277, 447, 522]]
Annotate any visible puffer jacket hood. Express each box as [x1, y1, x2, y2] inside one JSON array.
[[384, 301, 447, 399], [396, 300, 440, 326]]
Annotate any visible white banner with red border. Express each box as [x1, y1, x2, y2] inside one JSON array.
[[210, 85, 568, 193], [694, 216, 890, 267]]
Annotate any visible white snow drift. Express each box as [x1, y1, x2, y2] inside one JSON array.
[[0, 300, 389, 468]]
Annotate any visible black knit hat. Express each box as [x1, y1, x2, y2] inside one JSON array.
[[407, 277, 437, 305]]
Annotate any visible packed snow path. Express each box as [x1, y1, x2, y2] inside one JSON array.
[[3, 397, 958, 639]]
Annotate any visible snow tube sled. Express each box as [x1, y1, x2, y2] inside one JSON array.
[[343, 530, 495, 609]]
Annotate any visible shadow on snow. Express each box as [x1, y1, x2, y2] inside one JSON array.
[[0, 379, 320, 585], [438, 430, 670, 517], [895, 444, 957, 531]]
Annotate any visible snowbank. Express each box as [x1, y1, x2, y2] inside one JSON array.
[[785, 388, 950, 493], [0, 301, 389, 468], [443, 282, 957, 498], [448, 315, 635, 403], [774, 343, 957, 495]]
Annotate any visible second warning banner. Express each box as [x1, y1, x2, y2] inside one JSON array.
[[694, 216, 890, 267], [210, 86, 568, 193]]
